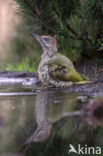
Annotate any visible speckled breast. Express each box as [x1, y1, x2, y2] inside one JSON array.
[[38, 61, 50, 85]]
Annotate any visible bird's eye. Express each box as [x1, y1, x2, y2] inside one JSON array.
[[43, 38, 50, 42]]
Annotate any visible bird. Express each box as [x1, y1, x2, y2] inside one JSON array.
[[22, 120, 52, 148], [31, 34, 88, 87]]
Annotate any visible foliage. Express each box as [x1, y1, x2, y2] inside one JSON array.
[[6, 57, 38, 72], [14, 0, 103, 61], [5, 23, 41, 72]]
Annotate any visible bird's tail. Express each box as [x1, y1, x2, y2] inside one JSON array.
[[74, 81, 92, 85], [68, 69, 84, 82]]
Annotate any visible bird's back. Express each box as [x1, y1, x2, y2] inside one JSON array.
[[47, 53, 83, 82]]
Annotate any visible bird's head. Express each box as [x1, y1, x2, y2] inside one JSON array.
[[31, 34, 58, 53]]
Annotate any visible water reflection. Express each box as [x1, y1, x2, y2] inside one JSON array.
[[23, 90, 80, 146], [0, 85, 102, 156]]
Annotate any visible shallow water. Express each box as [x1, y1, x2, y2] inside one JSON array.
[[0, 84, 103, 156]]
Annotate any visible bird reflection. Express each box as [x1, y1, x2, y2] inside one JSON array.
[[23, 88, 79, 147]]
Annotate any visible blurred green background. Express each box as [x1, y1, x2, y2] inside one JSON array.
[[0, 0, 103, 72]]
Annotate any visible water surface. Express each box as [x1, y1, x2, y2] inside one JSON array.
[[0, 84, 102, 156]]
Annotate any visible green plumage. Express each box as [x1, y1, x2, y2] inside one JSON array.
[[46, 53, 83, 82], [32, 34, 88, 87]]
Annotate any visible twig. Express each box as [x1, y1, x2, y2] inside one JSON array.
[[67, 23, 78, 36], [63, 111, 83, 117], [66, 23, 92, 47], [23, 0, 56, 34]]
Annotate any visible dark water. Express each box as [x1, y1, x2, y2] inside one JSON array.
[[0, 84, 103, 156]]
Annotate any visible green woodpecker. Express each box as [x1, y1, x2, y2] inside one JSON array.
[[32, 34, 87, 87]]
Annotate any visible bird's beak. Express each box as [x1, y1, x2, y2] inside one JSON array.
[[30, 33, 42, 43], [30, 33, 41, 39], [31, 33, 39, 38]]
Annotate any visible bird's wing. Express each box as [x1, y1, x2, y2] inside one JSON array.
[[46, 53, 83, 82]]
